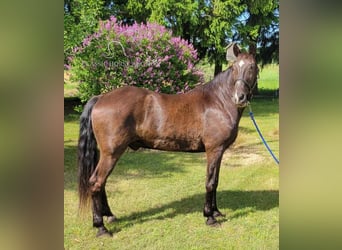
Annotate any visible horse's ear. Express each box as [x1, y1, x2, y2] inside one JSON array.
[[226, 42, 240, 62], [249, 43, 257, 57]]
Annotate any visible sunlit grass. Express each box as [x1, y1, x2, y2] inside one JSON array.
[[258, 64, 279, 92]]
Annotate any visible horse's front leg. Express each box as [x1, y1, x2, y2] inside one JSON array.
[[203, 147, 224, 226], [212, 189, 225, 218]]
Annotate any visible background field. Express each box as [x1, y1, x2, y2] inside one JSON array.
[[64, 64, 279, 249]]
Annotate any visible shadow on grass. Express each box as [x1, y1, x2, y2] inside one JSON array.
[[108, 189, 278, 231]]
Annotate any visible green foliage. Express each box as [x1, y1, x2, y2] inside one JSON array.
[[64, 0, 105, 63], [236, 0, 279, 65], [247, 0, 278, 14]]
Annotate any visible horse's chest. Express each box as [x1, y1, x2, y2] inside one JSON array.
[[225, 126, 239, 145], [203, 109, 240, 147]]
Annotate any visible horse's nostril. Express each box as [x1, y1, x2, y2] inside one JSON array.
[[238, 94, 245, 102]]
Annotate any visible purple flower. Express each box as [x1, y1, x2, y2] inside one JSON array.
[[105, 21, 111, 30], [187, 61, 194, 70], [162, 55, 170, 62], [82, 37, 91, 47], [110, 16, 117, 23]]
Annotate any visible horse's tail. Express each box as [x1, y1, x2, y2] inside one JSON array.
[[77, 96, 100, 212]]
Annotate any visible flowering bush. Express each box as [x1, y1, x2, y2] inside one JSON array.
[[67, 16, 204, 102]]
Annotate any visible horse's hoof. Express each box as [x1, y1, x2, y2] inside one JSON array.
[[96, 227, 113, 237], [206, 217, 220, 227], [107, 215, 117, 223], [213, 210, 225, 218]]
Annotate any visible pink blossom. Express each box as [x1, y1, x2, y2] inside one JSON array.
[[110, 16, 117, 23], [162, 55, 170, 62], [104, 21, 111, 30], [69, 15, 204, 96], [187, 61, 194, 70]]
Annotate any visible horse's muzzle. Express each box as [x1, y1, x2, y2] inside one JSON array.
[[234, 93, 248, 107]]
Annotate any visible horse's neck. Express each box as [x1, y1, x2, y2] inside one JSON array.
[[211, 71, 235, 103], [194, 71, 244, 122], [210, 79, 239, 112], [213, 87, 245, 126]]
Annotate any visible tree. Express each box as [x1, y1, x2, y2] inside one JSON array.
[[122, 0, 278, 77], [233, 0, 279, 66], [64, 0, 107, 63], [64, 0, 279, 78], [125, 0, 244, 75], [232, 0, 279, 93]]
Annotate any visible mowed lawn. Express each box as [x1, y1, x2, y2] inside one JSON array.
[[64, 65, 279, 249]]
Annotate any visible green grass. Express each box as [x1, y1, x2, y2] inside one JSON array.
[[258, 64, 279, 95], [64, 97, 279, 249]]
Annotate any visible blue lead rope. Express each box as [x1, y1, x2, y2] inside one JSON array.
[[248, 103, 279, 165]]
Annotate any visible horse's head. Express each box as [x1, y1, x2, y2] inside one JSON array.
[[226, 43, 259, 107]]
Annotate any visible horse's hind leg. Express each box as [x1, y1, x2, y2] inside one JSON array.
[[89, 149, 125, 237], [100, 186, 117, 223], [91, 189, 116, 237], [92, 190, 111, 237]]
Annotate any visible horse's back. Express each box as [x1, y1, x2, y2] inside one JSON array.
[[96, 86, 148, 105]]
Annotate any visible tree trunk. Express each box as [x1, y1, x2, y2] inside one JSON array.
[[182, 21, 191, 42]]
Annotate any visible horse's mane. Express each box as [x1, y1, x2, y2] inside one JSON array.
[[194, 66, 234, 95]]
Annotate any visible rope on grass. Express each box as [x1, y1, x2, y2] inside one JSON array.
[[248, 103, 279, 165]]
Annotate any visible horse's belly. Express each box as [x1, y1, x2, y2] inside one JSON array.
[[155, 138, 205, 152], [131, 137, 205, 152]]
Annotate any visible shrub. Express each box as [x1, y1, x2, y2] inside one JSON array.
[[67, 16, 204, 103]]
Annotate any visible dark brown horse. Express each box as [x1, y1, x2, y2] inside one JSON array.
[[78, 43, 258, 237]]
